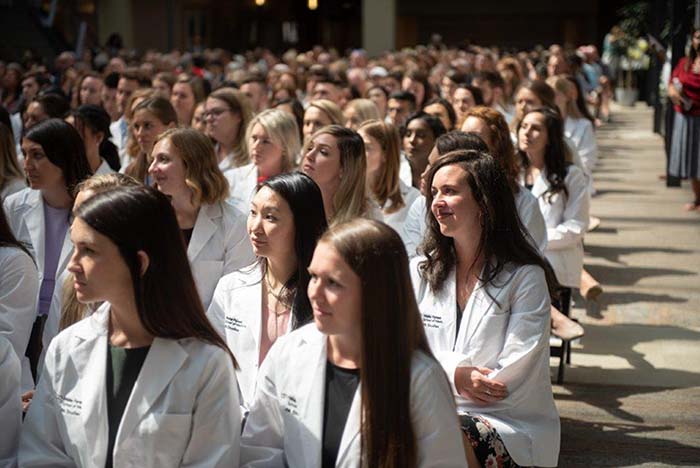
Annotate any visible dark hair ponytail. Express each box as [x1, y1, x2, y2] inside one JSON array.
[[72, 104, 121, 171]]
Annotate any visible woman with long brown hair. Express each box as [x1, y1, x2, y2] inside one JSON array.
[[241, 218, 466, 467], [20, 186, 241, 466], [205, 87, 253, 173], [412, 150, 561, 467]]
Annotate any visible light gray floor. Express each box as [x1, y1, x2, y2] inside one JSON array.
[[554, 103, 700, 467]]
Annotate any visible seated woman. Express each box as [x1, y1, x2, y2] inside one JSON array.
[[207, 172, 328, 411], [423, 97, 458, 132], [19, 186, 241, 467], [411, 150, 561, 468], [226, 109, 301, 214], [358, 119, 419, 234], [402, 131, 489, 257], [403, 112, 446, 189], [241, 218, 467, 467], [342, 98, 381, 131], [3, 119, 92, 389], [149, 128, 254, 309], [302, 125, 374, 225], [171, 73, 205, 127], [461, 106, 546, 251], [0, 107, 26, 199], [205, 87, 254, 173], [124, 96, 177, 183], [517, 106, 590, 323], [68, 104, 120, 174], [302, 99, 343, 146]]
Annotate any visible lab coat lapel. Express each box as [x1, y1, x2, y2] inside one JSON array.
[[241, 267, 263, 350], [301, 333, 327, 468], [335, 386, 362, 467], [463, 283, 493, 346], [56, 228, 73, 277], [529, 171, 549, 200], [187, 203, 220, 261], [75, 308, 110, 467], [115, 338, 188, 447], [25, 193, 46, 272]]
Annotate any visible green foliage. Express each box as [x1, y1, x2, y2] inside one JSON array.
[[617, 1, 650, 48]]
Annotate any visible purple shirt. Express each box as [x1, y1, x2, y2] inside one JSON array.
[[37, 203, 70, 316]]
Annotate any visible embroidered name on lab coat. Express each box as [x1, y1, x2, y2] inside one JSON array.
[[281, 393, 299, 416], [225, 317, 245, 333], [55, 393, 82, 416], [422, 314, 444, 329]]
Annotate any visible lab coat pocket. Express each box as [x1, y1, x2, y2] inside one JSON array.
[[136, 412, 193, 464], [192, 260, 224, 306]]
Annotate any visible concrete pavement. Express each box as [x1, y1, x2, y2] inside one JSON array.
[[553, 103, 700, 467]]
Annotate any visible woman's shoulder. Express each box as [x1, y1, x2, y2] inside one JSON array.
[[0, 244, 35, 270], [564, 163, 587, 184], [215, 263, 263, 291], [3, 187, 36, 212]]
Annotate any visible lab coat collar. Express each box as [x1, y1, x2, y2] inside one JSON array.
[[529, 170, 549, 200], [22, 190, 74, 274], [295, 327, 327, 468], [187, 202, 223, 261]]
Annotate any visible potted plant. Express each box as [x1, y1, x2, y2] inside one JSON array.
[[612, 1, 651, 106]]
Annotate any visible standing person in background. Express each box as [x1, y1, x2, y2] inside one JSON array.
[[668, 28, 700, 211], [149, 128, 254, 309], [19, 186, 241, 467], [171, 73, 206, 127], [207, 172, 328, 412], [3, 119, 92, 389], [241, 219, 467, 467], [226, 108, 301, 214], [206, 87, 254, 173]]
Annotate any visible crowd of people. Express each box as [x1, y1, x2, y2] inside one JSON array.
[[0, 35, 638, 467]]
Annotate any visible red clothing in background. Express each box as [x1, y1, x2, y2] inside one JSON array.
[[671, 57, 700, 116]]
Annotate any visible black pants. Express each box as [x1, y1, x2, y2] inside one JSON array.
[[552, 287, 572, 316], [25, 315, 47, 382]]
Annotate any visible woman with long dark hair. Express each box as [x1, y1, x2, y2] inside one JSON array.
[[3, 118, 92, 386], [68, 104, 120, 173], [19, 186, 241, 467], [403, 112, 447, 189], [517, 107, 589, 322], [207, 172, 328, 411], [0, 106, 25, 198], [149, 128, 254, 309], [412, 150, 561, 467], [241, 218, 466, 467]]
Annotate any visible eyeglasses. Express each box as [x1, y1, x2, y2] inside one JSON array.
[[203, 107, 232, 119]]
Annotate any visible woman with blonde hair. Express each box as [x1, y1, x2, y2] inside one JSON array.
[[120, 87, 155, 169], [226, 108, 301, 214], [342, 98, 380, 130], [124, 96, 177, 183], [302, 99, 343, 144], [358, 119, 419, 233], [301, 125, 371, 225], [171, 73, 206, 126], [205, 87, 253, 173], [149, 127, 254, 308]]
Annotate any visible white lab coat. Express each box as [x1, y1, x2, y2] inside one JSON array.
[[94, 159, 115, 175], [109, 116, 127, 159], [399, 151, 413, 187], [377, 180, 420, 236], [514, 187, 548, 253], [19, 303, 241, 467], [531, 165, 589, 288], [410, 258, 560, 467], [207, 263, 294, 410], [188, 201, 255, 310], [3, 188, 73, 390], [1, 177, 26, 200], [402, 189, 547, 258], [240, 323, 467, 468], [0, 246, 39, 390], [0, 335, 21, 468], [225, 162, 259, 215], [564, 117, 597, 177]]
